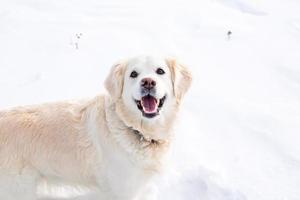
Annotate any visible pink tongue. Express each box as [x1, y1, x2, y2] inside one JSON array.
[[141, 96, 157, 113]]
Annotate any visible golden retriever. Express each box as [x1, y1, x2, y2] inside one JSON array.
[[0, 56, 192, 200]]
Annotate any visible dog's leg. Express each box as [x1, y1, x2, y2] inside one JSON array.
[[0, 170, 39, 200]]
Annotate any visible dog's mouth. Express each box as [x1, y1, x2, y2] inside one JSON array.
[[135, 95, 166, 118]]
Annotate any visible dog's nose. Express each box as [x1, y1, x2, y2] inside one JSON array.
[[141, 78, 156, 90]]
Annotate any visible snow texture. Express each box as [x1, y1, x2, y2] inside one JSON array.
[[1, 0, 300, 199]]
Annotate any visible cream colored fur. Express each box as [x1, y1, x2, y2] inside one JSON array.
[[0, 56, 192, 200]]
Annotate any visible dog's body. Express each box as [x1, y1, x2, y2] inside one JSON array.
[[0, 56, 192, 200]]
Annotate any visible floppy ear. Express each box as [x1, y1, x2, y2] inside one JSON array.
[[166, 58, 192, 101], [105, 61, 126, 101]]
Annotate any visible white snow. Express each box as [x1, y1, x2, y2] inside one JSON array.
[[1, 0, 300, 199]]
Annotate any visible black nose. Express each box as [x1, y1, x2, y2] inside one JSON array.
[[141, 78, 156, 90]]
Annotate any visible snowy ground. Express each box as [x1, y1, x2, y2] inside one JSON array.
[[1, 0, 300, 199]]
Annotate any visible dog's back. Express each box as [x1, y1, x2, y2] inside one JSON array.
[[0, 100, 100, 199]]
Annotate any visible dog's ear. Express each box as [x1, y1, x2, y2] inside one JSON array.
[[105, 60, 126, 101], [166, 58, 192, 101]]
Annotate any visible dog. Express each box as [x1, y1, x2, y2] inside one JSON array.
[[0, 55, 192, 200]]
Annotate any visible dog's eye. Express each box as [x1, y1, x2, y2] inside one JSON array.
[[156, 68, 165, 75], [130, 71, 138, 78]]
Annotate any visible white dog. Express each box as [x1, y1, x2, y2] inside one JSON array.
[[0, 56, 192, 200]]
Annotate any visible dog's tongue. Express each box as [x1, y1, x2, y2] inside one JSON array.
[[141, 96, 158, 113]]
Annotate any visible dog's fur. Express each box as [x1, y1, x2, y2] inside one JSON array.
[[0, 56, 192, 200]]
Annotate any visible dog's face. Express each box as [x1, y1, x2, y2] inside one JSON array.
[[123, 57, 172, 119], [105, 56, 192, 138]]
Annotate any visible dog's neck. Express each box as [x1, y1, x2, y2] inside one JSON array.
[[129, 127, 167, 145], [104, 96, 170, 149]]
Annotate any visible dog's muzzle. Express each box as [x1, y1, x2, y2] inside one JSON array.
[[134, 77, 166, 118]]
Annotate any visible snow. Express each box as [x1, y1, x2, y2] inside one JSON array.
[[1, 0, 300, 199]]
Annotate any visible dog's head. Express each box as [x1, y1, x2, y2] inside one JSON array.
[[105, 56, 192, 139]]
